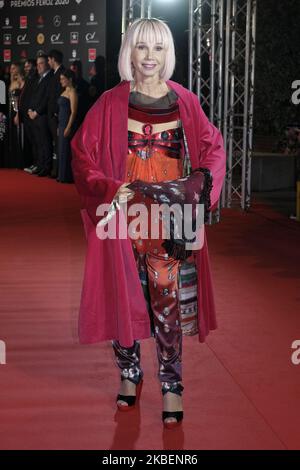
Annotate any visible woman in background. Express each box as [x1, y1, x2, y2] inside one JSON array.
[[0, 63, 9, 167], [57, 69, 78, 183], [8, 64, 25, 169]]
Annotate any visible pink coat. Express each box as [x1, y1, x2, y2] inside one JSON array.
[[71, 80, 226, 347]]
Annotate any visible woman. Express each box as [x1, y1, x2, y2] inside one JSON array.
[[8, 65, 25, 169], [0, 64, 8, 167], [57, 69, 78, 183], [71, 18, 226, 428]]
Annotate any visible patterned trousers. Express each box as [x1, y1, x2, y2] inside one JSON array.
[[112, 235, 183, 390]]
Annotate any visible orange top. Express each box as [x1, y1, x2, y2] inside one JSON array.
[[126, 90, 183, 184]]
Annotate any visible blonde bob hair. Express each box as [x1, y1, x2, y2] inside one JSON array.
[[118, 18, 176, 82]]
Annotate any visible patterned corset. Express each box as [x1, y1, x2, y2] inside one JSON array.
[[128, 126, 183, 160], [126, 100, 183, 184]]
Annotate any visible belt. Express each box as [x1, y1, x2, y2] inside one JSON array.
[[128, 118, 181, 135]]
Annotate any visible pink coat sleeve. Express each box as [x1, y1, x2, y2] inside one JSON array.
[[71, 94, 123, 207], [192, 94, 226, 210]]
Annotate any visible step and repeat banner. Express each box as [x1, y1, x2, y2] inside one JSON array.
[[0, 0, 106, 79]]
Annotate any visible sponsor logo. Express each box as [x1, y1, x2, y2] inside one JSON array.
[[69, 49, 80, 62], [3, 33, 11, 45], [17, 34, 30, 45], [86, 32, 99, 44], [3, 49, 11, 63], [53, 15, 61, 28], [70, 32, 79, 44], [75, 0, 82, 4], [37, 33, 45, 45], [20, 16, 28, 29], [2, 17, 12, 30], [88, 48, 96, 62], [68, 15, 80, 26], [37, 15, 44, 28], [87, 12, 98, 26], [51, 33, 63, 45]]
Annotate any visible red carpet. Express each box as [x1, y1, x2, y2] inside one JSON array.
[[0, 169, 300, 450]]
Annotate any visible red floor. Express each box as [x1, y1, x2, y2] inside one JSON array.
[[0, 169, 300, 450]]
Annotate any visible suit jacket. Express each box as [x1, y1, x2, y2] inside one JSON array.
[[71, 80, 226, 347], [28, 71, 53, 116], [47, 64, 65, 117], [18, 73, 38, 121]]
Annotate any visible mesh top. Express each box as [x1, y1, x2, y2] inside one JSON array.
[[129, 89, 178, 109]]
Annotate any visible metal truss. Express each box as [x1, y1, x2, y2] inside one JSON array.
[[188, 0, 224, 222], [121, 0, 257, 213], [188, 0, 257, 214], [121, 0, 152, 36], [222, 0, 257, 210]]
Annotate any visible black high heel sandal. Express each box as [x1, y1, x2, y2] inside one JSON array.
[[162, 382, 184, 429], [116, 374, 143, 411]]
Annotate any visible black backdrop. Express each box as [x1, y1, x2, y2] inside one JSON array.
[[1, 0, 189, 90], [0, 0, 106, 80]]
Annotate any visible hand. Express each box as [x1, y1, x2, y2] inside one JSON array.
[[115, 182, 135, 203], [64, 127, 71, 138], [13, 114, 19, 126]]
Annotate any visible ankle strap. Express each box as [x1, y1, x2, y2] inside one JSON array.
[[161, 382, 184, 396], [121, 369, 143, 385]]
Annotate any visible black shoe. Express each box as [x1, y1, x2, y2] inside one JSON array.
[[32, 167, 43, 175], [162, 383, 184, 429], [116, 374, 143, 411], [24, 165, 37, 174], [162, 410, 184, 428], [37, 169, 51, 177]]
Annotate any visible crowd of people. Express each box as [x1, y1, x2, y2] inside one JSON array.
[[0, 51, 105, 182]]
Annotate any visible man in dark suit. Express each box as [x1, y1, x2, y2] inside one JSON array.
[[70, 60, 91, 128], [47, 49, 65, 178], [28, 54, 53, 176]]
